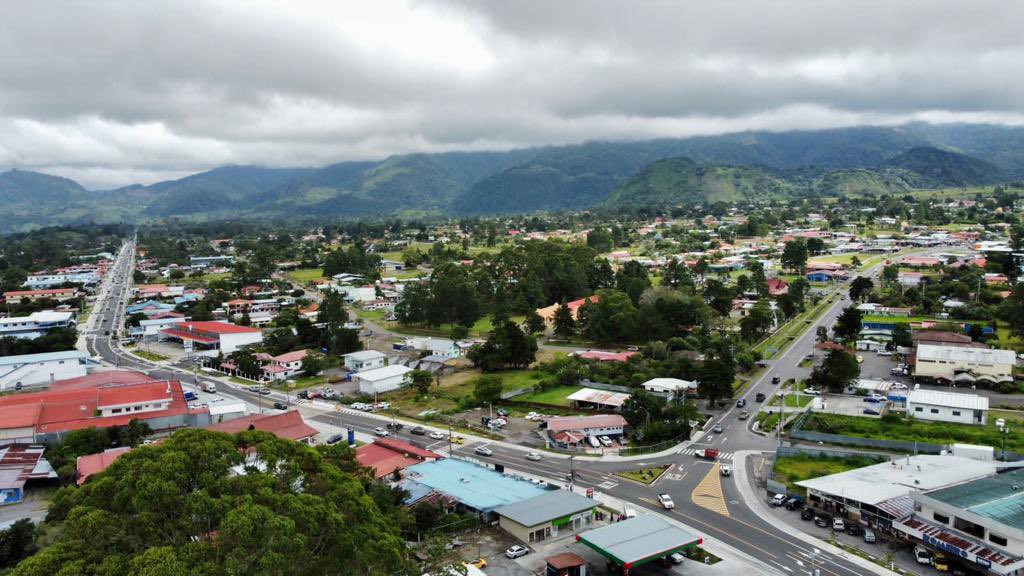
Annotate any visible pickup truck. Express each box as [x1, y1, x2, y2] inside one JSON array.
[[694, 448, 719, 460]]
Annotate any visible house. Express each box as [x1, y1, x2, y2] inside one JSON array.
[[767, 278, 789, 296], [535, 295, 600, 324], [0, 311, 76, 340], [379, 259, 405, 273], [983, 273, 1009, 285], [902, 256, 942, 268], [352, 365, 413, 395], [399, 337, 461, 358], [494, 490, 599, 544], [160, 321, 263, 354], [206, 410, 318, 444], [4, 288, 81, 304], [571, 350, 640, 363], [907, 390, 989, 425], [898, 271, 925, 287], [543, 414, 627, 445], [0, 350, 88, 392], [261, 350, 309, 381], [913, 344, 1015, 386], [642, 377, 698, 400], [806, 261, 846, 273], [76, 447, 131, 485], [344, 350, 387, 372], [856, 303, 911, 317], [0, 445, 57, 504], [355, 438, 441, 479], [125, 300, 176, 317]]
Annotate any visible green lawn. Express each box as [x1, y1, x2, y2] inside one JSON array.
[[615, 465, 671, 485], [515, 385, 581, 406], [134, 350, 169, 362], [801, 413, 1024, 453], [190, 271, 232, 284], [774, 453, 885, 495], [288, 268, 325, 284]]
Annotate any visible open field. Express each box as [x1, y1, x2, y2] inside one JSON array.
[[515, 385, 581, 406], [288, 268, 325, 284], [774, 453, 884, 495], [800, 412, 1024, 453]]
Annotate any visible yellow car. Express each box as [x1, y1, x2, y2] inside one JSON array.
[[450, 436, 465, 445], [856, 355, 864, 363], [468, 558, 487, 568], [933, 552, 950, 572]]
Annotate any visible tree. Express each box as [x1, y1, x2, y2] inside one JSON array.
[[699, 340, 735, 407], [405, 369, 435, 395], [891, 323, 912, 348], [850, 255, 862, 269], [300, 351, 326, 377], [524, 311, 545, 334], [849, 276, 874, 302], [881, 264, 899, 287], [781, 239, 809, 273], [805, 237, 826, 255], [581, 290, 638, 344], [739, 300, 774, 342], [815, 325, 829, 343], [586, 228, 613, 253], [809, 348, 860, 392], [317, 289, 348, 326], [552, 302, 576, 338], [472, 374, 503, 405], [0, 519, 37, 570], [833, 306, 863, 343], [466, 321, 537, 371]]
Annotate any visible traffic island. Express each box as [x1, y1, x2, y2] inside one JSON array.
[[613, 464, 671, 485]]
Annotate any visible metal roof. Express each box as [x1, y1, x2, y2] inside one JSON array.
[[916, 344, 1015, 365], [344, 350, 386, 361], [352, 364, 412, 381], [403, 459, 547, 512], [577, 514, 699, 568], [907, 389, 989, 411], [493, 490, 598, 527], [0, 350, 86, 366], [925, 468, 1024, 529], [565, 387, 630, 408]]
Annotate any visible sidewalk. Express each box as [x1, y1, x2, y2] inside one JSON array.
[[731, 450, 903, 576]]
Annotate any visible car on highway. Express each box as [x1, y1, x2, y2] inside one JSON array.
[[736, 398, 746, 408], [863, 407, 881, 416], [410, 426, 426, 435], [428, 431, 445, 440], [255, 387, 271, 395], [694, 448, 718, 459], [451, 436, 465, 444], [771, 376, 781, 385], [738, 410, 750, 420], [755, 392, 766, 402], [326, 434, 345, 445], [505, 545, 530, 559], [386, 422, 404, 431], [474, 446, 493, 457], [657, 494, 675, 509], [712, 423, 723, 433], [373, 427, 389, 437], [273, 402, 287, 410], [719, 464, 731, 476], [525, 451, 542, 461]]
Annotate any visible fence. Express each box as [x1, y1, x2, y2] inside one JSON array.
[[775, 445, 889, 461], [618, 430, 692, 456]]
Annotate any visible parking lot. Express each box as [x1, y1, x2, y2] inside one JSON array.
[[813, 394, 883, 417]]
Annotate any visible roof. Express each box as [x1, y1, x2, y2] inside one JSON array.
[[546, 414, 627, 433], [403, 458, 548, 511], [0, 445, 56, 490], [356, 438, 441, 479], [494, 490, 598, 527], [913, 331, 974, 344], [545, 553, 587, 569], [76, 447, 131, 485], [96, 381, 173, 408], [205, 410, 318, 442], [916, 344, 1016, 366], [51, 370, 154, 390], [642, 378, 698, 392], [566, 387, 630, 408], [272, 349, 308, 363], [0, 349, 86, 367], [344, 350, 386, 361], [166, 321, 262, 335], [4, 288, 78, 297], [577, 515, 700, 568], [907, 389, 989, 411], [574, 350, 639, 363], [353, 364, 412, 382], [924, 468, 1024, 529], [796, 455, 1000, 506]]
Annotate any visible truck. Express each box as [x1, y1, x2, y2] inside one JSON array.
[[201, 382, 217, 393], [184, 391, 199, 402], [694, 448, 719, 460]]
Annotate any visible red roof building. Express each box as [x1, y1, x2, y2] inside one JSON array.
[[76, 447, 131, 485], [4, 288, 81, 304], [160, 321, 263, 354], [205, 411, 318, 444], [573, 350, 640, 363], [767, 278, 789, 296], [356, 438, 441, 479]]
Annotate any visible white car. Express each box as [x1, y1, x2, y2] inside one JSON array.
[[598, 435, 613, 447], [475, 446, 494, 457], [525, 412, 539, 421], [803, 387, 821, 396], [658, 494, 675, 509], [876, 350, 893, 356], [914, 545, 932, 565], [720, 465, 732, 477], [373, 427, 389, 437], [525, 452, 542, 461], [428, 431, 446, 440], [832, 517, 845, 532], [505, 545, 529, 559]]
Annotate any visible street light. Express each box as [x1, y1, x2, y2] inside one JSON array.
[[999, 424, 1012, 461]]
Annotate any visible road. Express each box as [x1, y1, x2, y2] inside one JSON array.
[[87, 242, 895, 576]]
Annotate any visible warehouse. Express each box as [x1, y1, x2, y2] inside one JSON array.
[[494, 489, 599, 544], [907, 389, 989, 425], [913, 345, 1015, 385], [352, 364, 413, 395], [0, 350, 88, 392]]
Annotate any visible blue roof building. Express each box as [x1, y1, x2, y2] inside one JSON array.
[[402, 458, 550, 512]]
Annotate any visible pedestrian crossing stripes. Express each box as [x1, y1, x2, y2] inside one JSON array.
[[691, 463, 730, 517], [677, 448, 733, 460], [598, 481, 618, 490]]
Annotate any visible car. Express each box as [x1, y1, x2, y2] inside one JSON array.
[[410, 426, 426, 435], [668, 552, 685, 565], [803, 387, 821, 395], [256, 387, 272, 395], [496, 408, 510, 417], [755, 392, 766, 402], [832, 517, 845, 531], [877, 350, 893, 356], [444, 539, 467, 551], [385, 422, 404, 431], [719, 465, 732, 476], [856, 355, 864, 363], [738, 410, 750, 420], [505, 545, 530, 559], [814, 515, 830, 528], [273, 402, 288, 410], [800, 508, 816, 521], [451, 436, 465, 444], [526, 451, 542, 461], [914, 545, 933, 565], [863, 407, 881, 416], [771, 493, 787, 506], [475, 446, 493, 456], [598, 435, 613, 447], [326, 433, 345, 445], [713, 423, 723, 433], [658, 494, 675, 509], [771, 376, 781, 385], [375, 402, 391, 411], [736, 398, 747, 408], [863, 394, 885, 403], [846, 523, 862, 536], [468, 558, 487, 569], [296, 390, 309, 399], [933, 552, 950, 572], [428, 431, 445, 440], [525, 411, 539, 421], [863, 529, 877, 543], [785, 496, 805, 510], [373, 427, 389, 437]]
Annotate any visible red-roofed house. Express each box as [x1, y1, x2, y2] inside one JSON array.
[[205, 410, 318, 444], [76, 447, 131, 485], [543, 415, 627, 445], [356, 438, 441, 479], [535, 295, 600, 324], [572, 350, 639, 363], [262, 350, 309, 381], [160, 321, 263, 353], [4, 288, 81, 304], [767, 278, 789, 296]]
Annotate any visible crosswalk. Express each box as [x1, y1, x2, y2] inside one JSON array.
[[678, 447, 733, 460]]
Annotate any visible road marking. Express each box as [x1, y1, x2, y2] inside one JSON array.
[[690, 463, 730, 517], [598, 481, 618, 490]]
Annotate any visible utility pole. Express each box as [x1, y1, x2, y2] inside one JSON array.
[[779, 390, 785, 446], [568, 454, 575, 492]]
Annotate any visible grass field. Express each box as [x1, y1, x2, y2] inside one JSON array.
[[288, 268, 325, 284], [615, 465, 671, 485], [801, 413, 1024, 453], [133, 350, 169, 362], [191, 271, 232, 284], [774, 453, 884, 495], [515, 385, 581, 406]]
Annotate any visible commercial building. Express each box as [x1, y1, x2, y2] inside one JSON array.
[[575, 515, 702, 574], [25, 272, 99, 288], [0, 444, 57, 505], [205, 410, 318, 444], [641, 377, 698, 400], [894, 467, 1024, 575], [356, 438, 441, 479], [4, 288, 81, 304], [0, 350, 89, 392], [494, 490, 599, 544], [0, 310, 76, 339], [160, 321, 263, 354], [344, 350, 387, 372], [352, 364, 413, 395], [913, 344, 1016, 385], [907, 389, 989, 425], [544, 415, 627, 445], [402, 458, 549, 513]]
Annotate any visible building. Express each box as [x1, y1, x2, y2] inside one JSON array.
[[575, 515, 702, 574], [894, 467, 1024, 576], [544, 415, 627, 445], [25, 272, 99, 288], [913, 344, 1016, 385], [4, 288, 81, 304], [125, 300, 176, 317], [0, 444, 57, 505], [76, 447, 131, 485], [641, 377, 698, 400], [401, 458, 549, 513], [355, 437, 441, 479], [205, 410, 318, 444], [535, 295, 600, 324], [261, 350, 309, 381], [130, 316, 187, 340], [796, 455, 1001, 530], [344, 350, 387, 372], [0, 350, 89, 392], [767, 278, 789, 296], [189, 255, 235, 268], [907, 389, 989, 425], [545, 553, 588, 576], [494, 490, 599, 544], [160, 321, 263, 354], [571, 350, 640, 363], [0, 310, 76, 339], [399, 337, 461, 358], [565, 388, 630, 412], [352, 365, 413, 395]]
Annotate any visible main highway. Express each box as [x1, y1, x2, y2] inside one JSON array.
[[86, 240, 896, 576]]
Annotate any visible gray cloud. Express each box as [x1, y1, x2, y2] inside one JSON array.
[[1, 0, 1022, 188]]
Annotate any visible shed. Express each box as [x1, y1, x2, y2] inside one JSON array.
[[352, 365, 413, 395]]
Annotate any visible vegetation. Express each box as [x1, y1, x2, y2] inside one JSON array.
[[774, 453, 885, 495], [615, 464, 671, 484], [801, 413, 1024, 453]]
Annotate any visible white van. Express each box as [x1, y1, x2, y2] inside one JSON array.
[[588, 435, 601, 448]]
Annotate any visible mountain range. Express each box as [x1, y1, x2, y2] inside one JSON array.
[[1, 123, 1022, 232]]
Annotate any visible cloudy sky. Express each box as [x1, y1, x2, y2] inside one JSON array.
[[1, 0, 1022, 188]]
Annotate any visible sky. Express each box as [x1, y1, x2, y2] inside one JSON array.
[[1, 0, 1023, 189]]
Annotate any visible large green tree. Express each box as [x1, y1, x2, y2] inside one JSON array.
[[833, 306, 863, 343], [809, 348, 860, 392], [781, 239, 809, 274]]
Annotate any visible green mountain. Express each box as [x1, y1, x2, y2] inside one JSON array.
[[605, 157, 794, 207], [882, 146, 1004, 187], [140, 165, 315, 216]]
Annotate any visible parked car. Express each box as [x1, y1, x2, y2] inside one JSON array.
[[474, 445, 493, 457], [738, 410, 750, 420], [814, 515, 830, 528], [713, 423, 723, 433], [832, 517, 845, 532], [863, 407, 881, 416], [505, 545, 529, 559], [273, 402, 288, 410], [410, 426, 426, 435], [496, 408, 510, 417], [803, 387, 821, 395], [914, 545, 933, 565], [800, 508, 816, 521], [755, 392, 767, 402], [428, 431, 446, 440], [736, 398, 747, 408], [877, 350, 893, 356], [846, 523, 862, 536], [658, 494, 675, 509], [598, 435, 613, 447], [863, 529, 876, 543], [784, 496, 805, 510], [771, 494, 787, 506], [326, 433, 345, 445], [933, 552, 950, 572], [468, 558, 487, 569], [669, 553, 685, 565], [526, 452, 542, 462], [720, 465, 732, 477], [373, 427, 389, 437]]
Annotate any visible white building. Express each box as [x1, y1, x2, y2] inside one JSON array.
[[131, 317, 187, 340], [914, 345, 1016, 386], [159, 321, 263, 354], [0, 311, 76, 339], [0, 350, 88, 391], [353, 365, 413, 395], [401, 337, 461, 358], [261, 350, 308, 382], [344, 350, 387, 372], [907, 389, 989, 425], [641, 377, 698, 400]]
